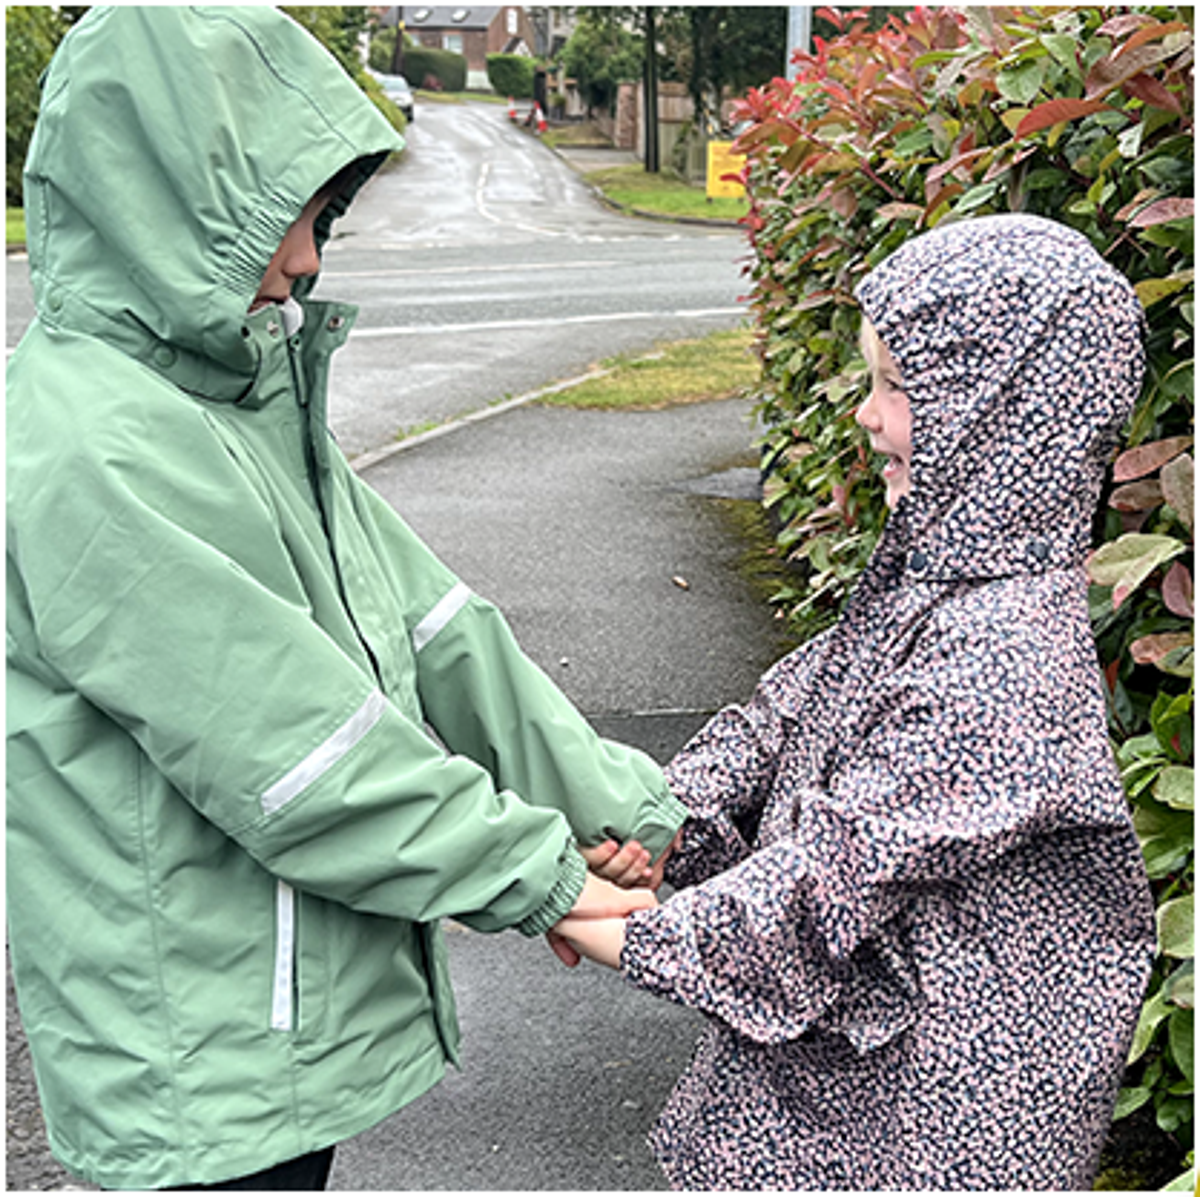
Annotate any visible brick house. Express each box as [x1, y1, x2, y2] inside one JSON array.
[[396, 6, 536, 90]]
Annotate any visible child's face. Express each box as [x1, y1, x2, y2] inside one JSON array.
[[856, 321, 912, 509], [249, 189, 328, 313]]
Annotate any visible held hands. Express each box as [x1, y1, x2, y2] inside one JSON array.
[[546, 829, 684, 969], [546, 871, 655, 970]]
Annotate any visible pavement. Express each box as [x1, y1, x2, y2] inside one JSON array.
[[548, 138, 743, 230]]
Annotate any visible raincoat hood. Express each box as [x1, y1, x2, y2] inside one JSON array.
[[22, 5, 403, 400], [855, 214, 1145, 581]]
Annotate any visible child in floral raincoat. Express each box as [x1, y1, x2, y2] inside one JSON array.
[[560, 214, 1156, 1190]]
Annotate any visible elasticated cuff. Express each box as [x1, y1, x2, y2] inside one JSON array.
[[649, 787, 691, 847], [515, 847, 588, 937]]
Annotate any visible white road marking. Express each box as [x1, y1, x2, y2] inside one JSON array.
[[348, 306, 745, 340]]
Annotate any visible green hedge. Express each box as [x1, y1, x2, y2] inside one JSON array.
[[402, 44, 467, 93], [487, 53, 536, 99], [733, 6, 1193, 1186]]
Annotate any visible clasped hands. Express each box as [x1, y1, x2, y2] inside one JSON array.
[[547, 832, 682, 971]]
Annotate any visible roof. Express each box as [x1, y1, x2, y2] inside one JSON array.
[[398, 6, 503, 31]]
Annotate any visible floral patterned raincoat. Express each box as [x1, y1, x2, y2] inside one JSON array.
[[621, 215, 1156, 1190]]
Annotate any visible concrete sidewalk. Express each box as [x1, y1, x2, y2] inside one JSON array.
[[360, 395, 787, 752], [551, 142, 641, 173]]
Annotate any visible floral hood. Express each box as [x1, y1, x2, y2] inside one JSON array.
[[855, 214, 1145, 582]]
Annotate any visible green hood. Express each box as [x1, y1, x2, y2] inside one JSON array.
[[23, 5, 403, 398]]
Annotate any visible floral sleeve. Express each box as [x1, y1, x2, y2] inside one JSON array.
[[662, 638, 828, 888], [623, 597, 1150, 1051]]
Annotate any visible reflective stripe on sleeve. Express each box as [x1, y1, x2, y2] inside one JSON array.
[[261, 689, 388, 815], [412, 582, 471, 653], [271, 880, 295, 1032]]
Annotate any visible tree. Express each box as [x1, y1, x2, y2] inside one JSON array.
[[560, 9, 643, 113], [562, 6, 789, 130], [6, 6, 86, 207], [681, 7, 788, 128]]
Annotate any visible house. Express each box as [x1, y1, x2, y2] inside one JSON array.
[[389, 6, 537, 90]]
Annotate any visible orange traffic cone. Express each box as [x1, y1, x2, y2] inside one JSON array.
[[508, 96, 516, 122], [535, 102, 547, 134]]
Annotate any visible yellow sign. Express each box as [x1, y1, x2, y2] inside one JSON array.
[[706, 141, 746, 200]]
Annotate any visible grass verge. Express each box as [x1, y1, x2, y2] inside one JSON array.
[[8, 207, 27, 248], [542, 121, 613, 150], [584, 164, 748, 223], [539, 328, 758, 411], [416, 90, 508, 105]]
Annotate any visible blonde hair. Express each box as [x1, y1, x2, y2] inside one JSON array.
[[860, 318, 888, 371]]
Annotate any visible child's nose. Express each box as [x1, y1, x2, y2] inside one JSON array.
[[282, 233, 321, 280], [856, 391, 880, 431]]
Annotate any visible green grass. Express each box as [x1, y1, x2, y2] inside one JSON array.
[[8, 207, 27, 247], [542, 121, 613, 150], [540, 328, 758, 411], [415, 89, 510, 105], [584, 164, 748, 223]]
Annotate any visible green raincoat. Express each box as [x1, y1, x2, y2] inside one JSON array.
[[6, 7, 686, 1189]]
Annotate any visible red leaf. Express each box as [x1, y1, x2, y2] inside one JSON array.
[[1115, 20, 1191, 59], [1086, 40, 1187, 99], [1130, 632, 1194, 666], [1122, 72, 1184, 113], [1115, 187, 1163, 221], [1130, 198, 1195, 228], [1104, 658, 1120, 693], [1110, 479, 1165, 511], [1098, 14, 1153, 38], [1163, 562, 1194, 618], [1113, 436, 1193, 481], [1014, 98, 1112, 139]]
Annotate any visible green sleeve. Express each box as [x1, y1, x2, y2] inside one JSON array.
[[350, 479, 689, 861]]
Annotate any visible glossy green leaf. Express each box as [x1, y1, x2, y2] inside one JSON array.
[[1158, 894, 1195, 959]]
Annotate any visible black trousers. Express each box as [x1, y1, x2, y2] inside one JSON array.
[[162, 1146, 336, 1191]]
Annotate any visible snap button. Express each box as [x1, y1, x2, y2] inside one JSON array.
[[266, 320, 281, 337], [909, 551, 928, 572], [1030, 540, 1050, 562], [153, 346, 177, 368], [47, 292, 63, 313], [327, 315, 345, 332]]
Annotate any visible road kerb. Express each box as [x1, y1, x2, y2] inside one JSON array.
[[350, 366, 615, 474]]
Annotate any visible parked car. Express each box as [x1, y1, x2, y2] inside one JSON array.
[[373, 71, 414, 122]]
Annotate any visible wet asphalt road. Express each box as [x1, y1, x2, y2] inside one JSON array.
[[6, 101, 782, 1190]]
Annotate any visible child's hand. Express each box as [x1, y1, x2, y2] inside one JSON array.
[[580, 838, 652, 887], [545, 873, 656, 968], [552, 916, 627, 970], [581, 827, 686, 890], [569, 870, 658, 919]]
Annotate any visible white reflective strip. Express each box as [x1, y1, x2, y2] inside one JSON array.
[[412, 582, 471, 654], [261, 690, 388, 815], [270, 880, 295, 1032]]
